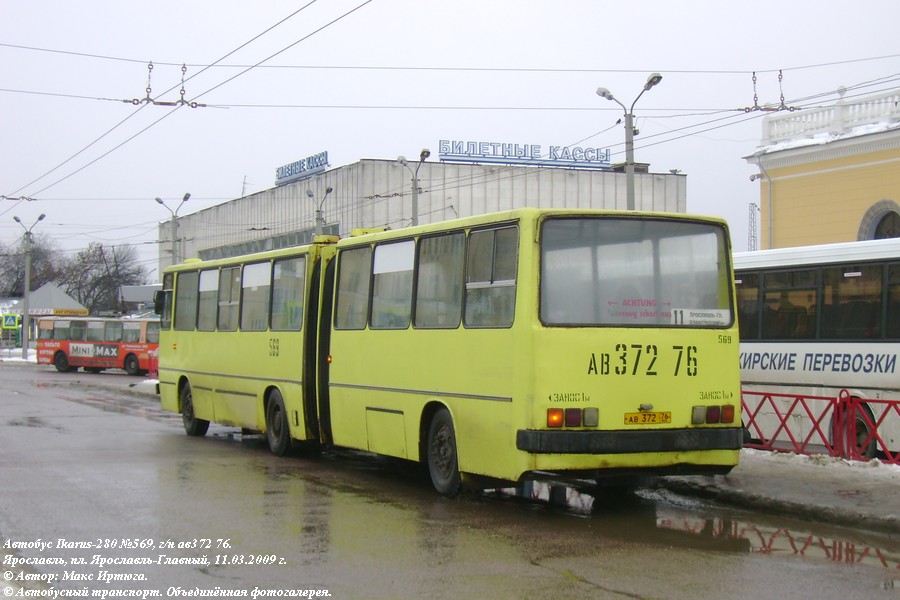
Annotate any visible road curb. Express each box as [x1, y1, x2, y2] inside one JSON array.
[[659, 473, 900, 536]]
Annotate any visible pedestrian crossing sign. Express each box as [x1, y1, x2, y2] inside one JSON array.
[[2, 314, 18, 329]]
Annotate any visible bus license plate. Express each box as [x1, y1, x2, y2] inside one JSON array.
[[624, 411, 672, 425]]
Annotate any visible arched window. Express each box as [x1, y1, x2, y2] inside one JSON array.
[[874, 210, 900, 239], [858, 200, 900, 240]]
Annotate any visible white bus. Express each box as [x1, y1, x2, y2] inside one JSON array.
[[734, 238, 900, 458]]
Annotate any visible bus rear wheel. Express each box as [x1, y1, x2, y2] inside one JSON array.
[[427, 408, 461, 497], [266, 390, 291, 456], [180, 382, 209, 437], [834, 401, 878, 459], [123, 354, 140, 376]]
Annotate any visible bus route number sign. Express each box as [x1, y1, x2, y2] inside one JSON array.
[[624, 411, 671, 425]]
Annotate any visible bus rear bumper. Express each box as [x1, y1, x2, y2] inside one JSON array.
[[516, 427, 743, 454]]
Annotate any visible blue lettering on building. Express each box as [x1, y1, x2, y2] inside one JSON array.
[[439, 139, 611, 169], [275, 151, 329, 186]]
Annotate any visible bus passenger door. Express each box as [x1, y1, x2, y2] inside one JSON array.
[[302, 259, 322, 442], [315, 256, 336, 445]]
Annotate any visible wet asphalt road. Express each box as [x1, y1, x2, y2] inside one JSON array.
[[1, 362, 898, 599]]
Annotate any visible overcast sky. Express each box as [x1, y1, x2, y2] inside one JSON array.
[[2, 0, 899, 280]]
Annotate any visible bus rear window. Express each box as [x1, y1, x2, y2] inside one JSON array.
[[540, 217, 733, 327]]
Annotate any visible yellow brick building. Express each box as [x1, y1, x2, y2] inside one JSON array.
[[745, 89, 900, 249]]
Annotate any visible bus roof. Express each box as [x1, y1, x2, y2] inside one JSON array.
[[161, 208, 731, 272], [733, 238, 900, 271], [334, 207, 729, 247]]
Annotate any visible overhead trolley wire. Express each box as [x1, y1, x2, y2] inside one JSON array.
[[3, 42, 898, 75], [2, 0, 373, 202]]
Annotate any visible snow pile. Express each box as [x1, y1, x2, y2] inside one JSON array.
[[741, 447, 900, 480]]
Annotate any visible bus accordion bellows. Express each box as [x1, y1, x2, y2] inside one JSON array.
[[155, 208, 742, 495], [734, 237, 900, 458], [37, 315, 160, 376]]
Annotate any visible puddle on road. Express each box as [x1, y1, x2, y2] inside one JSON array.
[[487, 480, 900, 571]]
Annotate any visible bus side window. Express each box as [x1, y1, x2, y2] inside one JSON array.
[[123, 323, 141, 343], [105, 321, 123, 342], [888, 263, 900, 339], [217, 267, 241, 332], [241, 262, 272, 331], [335, 247, 373, 330], [415, 233, 464, 329], [822, 265, 881, 339], [198, 270, 219, 332], [54, 320, 70, 340], [464, 226, 518, 328], [760, 270, 816, 340], [146, 322, 160, 344], [69, 320, 86, 341], [271, 257, 306, 331], [735, 273, 760, 340], [174, 271, 199, 331], [38, 321, 54, 340], [86, 321, 105, 342], [371, 241, 414, 330]]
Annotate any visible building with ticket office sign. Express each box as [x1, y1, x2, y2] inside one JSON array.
[[157, 141, 687, 273]]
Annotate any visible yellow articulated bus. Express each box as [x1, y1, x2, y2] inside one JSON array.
[[155, 208, 742, 495]]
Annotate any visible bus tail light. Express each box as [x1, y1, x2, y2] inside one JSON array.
[[721, 405, 735, 423], [692, 405, 737, 425], [692, 406, 705, 424], [547, 407, 599, 428], [547, 409, 564, 427]]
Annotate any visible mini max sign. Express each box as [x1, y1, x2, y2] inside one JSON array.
[[439, 139, 611, 169]]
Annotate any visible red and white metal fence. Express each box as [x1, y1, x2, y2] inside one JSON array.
[[742, 389, 899, 465]]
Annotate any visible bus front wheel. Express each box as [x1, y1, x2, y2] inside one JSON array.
[[427, 408, 461, 497], [180, 382, 209, 437], [53, 352, 73, 373], [266, 390, 291, 456]]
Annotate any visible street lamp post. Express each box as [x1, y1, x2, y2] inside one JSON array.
[[750, 168, 773, 249], [397, 149, 430, 226], [306, 186, 334, 236], [13, 213, 46, 359], [596, 73, 663, 211], [155, 193, 190, 265]]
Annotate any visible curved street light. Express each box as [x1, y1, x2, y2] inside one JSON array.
[[306, 186, 334, 235], [397, 148, 430, 226], [13, 213, 46, 359], [596, 73, 663, 210], [155, 193, 190, 265]]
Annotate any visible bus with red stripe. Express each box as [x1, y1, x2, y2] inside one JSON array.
[[36, 316, 160, 376]]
